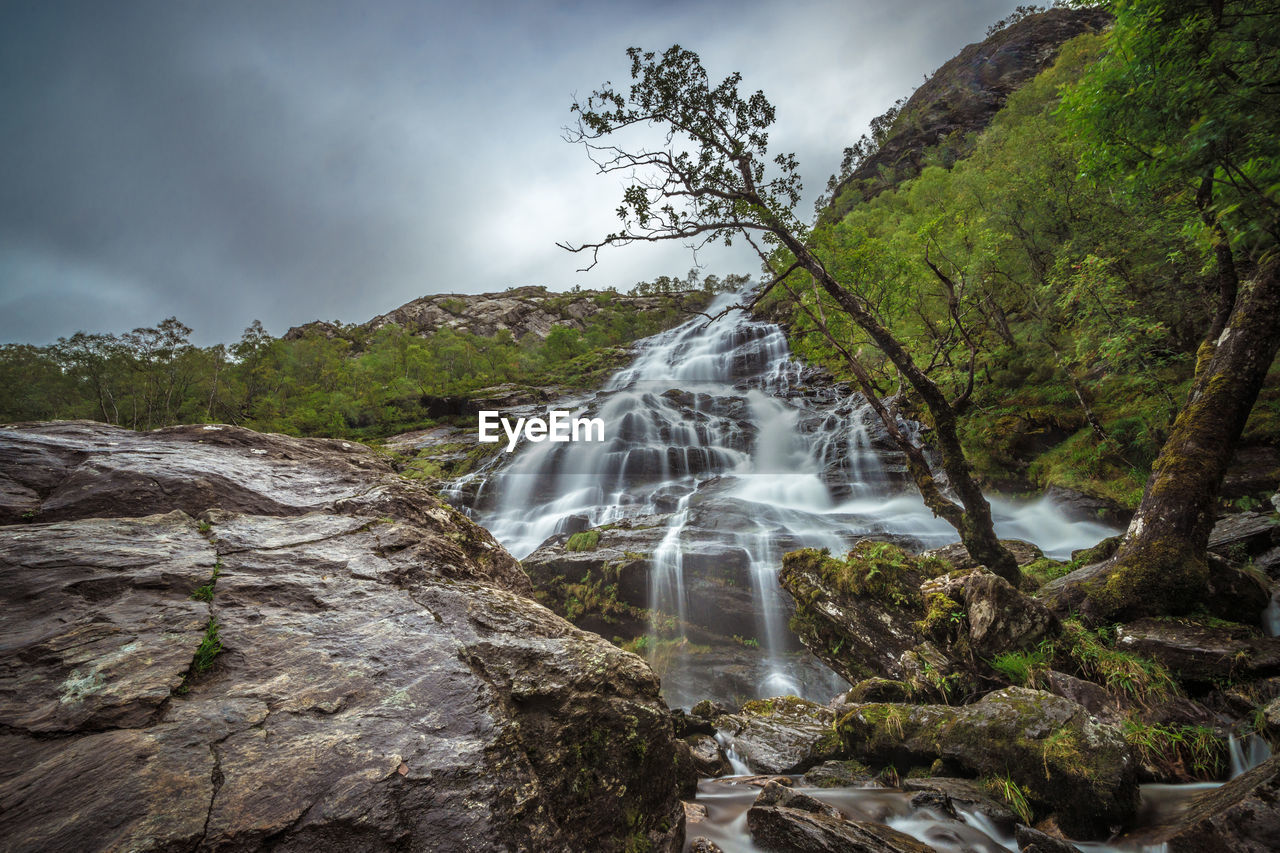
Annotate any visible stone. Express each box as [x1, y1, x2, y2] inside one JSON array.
[[688, 838, 725, 853], [723, 696, 842, 775], [1115, 618, 1280, 685], [754, 779, 842, 818], [802, 759, 877, 788], [920, 538, 1045, 571], [901, 778, 1017, 825], [838, 688, 1137, 839], [958, 572, 1057, 658], [0, 422, 684, 853], [747, 797, 937, 853], [686, 734, 731, 778], [1207, 510, 1280, 560], [1150, 754, 1280, 851], [1015, 824, 1082, 853]]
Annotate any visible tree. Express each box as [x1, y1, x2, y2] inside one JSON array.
[[1060, 0, 1280, 619], [562, 45, 1022, 583]]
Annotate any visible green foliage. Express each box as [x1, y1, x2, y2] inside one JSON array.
[[784, 542, 937, 608], [983, 773, 1034, 825], [0, 286, 712, 442], [990, 644, 1052, 687], [565, 530, 601, 552], [1056, 619, 1179, 703], [1122, 719, 1225, 779]]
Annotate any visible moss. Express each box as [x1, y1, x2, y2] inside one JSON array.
[[565, 530, 601, 552], [914, 592, 963, 637], [782, 541, 923, 607], [1084, 537, 1209, 621]]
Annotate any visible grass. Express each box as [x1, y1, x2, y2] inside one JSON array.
[[983, 773, 1034, 825], [990, 644, 1052, 687], [565, 530, 601, 552], [1122, 719, 1224, 779], [1057, 619, 1178, 704], [189, 561, 222, 602]]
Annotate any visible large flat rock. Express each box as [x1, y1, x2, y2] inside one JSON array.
[[0, 422, 683, 852]]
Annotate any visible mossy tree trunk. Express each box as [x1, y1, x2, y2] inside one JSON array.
[[1090, 260, 1280, 620]]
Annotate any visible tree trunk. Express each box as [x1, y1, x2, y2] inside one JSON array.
[[1087, 259, 1280, 620]]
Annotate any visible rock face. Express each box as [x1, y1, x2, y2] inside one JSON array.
[[837, 688, 1137, 839], [0, 422, 683, 853], [818, 7, 1112, 222], [287, 285, 703, 343], [1150, 754, 1280, 852]]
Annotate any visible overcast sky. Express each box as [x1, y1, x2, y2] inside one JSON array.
[[1, 0, 1026, 346]]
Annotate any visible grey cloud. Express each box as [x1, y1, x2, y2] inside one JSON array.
[[0, 0, 1024, 345]]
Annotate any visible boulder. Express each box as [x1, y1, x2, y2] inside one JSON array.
[[721, 696, 842, 775], [1015, 824, 1082, 853], [1115, 618, 1280, 685], [1207, 510, 1280, 560], [688, 838, 725, 853], [0, 423, 684, 853], [747, 788, 937, 853], [1149, 754, 1280, 851], [802, 759, 877, 788], [900, 778, 1017, 825], [779, 543, 951, 685], [686, 734, 731, 778], [947, 570, 1057, 658], [920, 538, 1044, 571], [837, 688, 1137, 839], [753, 779, 841, 818]]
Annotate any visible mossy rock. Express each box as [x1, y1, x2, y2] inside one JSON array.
[[837, 688, 1137, 840]]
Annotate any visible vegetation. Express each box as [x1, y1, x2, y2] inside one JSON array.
[[0, 286, 715, 441]]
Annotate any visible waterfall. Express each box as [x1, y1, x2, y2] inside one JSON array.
[[458, 289, 1116, 705]]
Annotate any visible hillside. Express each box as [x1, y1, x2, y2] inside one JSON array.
[[818, 6, 1111, 223], [285, 284, 711, 343]]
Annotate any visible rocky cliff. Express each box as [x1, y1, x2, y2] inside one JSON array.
[[820, 6, 1111, 223], [285, 285, 706, 343], [0, 421, 685, 852]]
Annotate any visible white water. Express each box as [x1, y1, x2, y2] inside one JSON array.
[[460, 289, 1116, 702]]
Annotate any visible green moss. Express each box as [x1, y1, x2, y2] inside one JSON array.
[[1084, 537, 1208, 621], [782, 541, 925, 608], [565, 530, 601, 552], [914, 592, 963, 637]]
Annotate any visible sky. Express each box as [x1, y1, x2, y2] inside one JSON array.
[[0, 0, 1028, 346]]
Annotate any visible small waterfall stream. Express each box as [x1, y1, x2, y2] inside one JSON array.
[[457, 289, 1115, 706]]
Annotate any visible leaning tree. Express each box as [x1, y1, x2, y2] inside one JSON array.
[[560, 45, 1023, 583], [1060, 0, 1280, 620]]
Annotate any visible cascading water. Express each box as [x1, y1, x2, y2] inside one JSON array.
[[458, 289, 1116, 706]]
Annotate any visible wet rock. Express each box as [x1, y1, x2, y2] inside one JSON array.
[[1042, 487, 1131, 527], [1015, 824, 1081, 853], [953, 571, 1057, 658], [838, 688, 1136, 839], [845, 678, 916, 704], [723, 696, 843, 775], [779, 543, 949, 685], [1208, 510, 1280, 560], [754, 779, 842, 818], [675, 739, 700, 798], [686, 734, 732, 778], [901, 778, 1017, 825], [921, 538, 1044, 571], [0, 423, 684, 853], [672, 708, 717, 738], [689, 837, 725, 853], [1149, 754, 1280, 852], [684, 801, 708, 823], [747, 794, 937, 853], [1115, 618, 1280, 685], [802, 759, 877, 788]]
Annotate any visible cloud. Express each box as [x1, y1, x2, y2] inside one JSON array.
[[0, 0, 1024, 345]]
